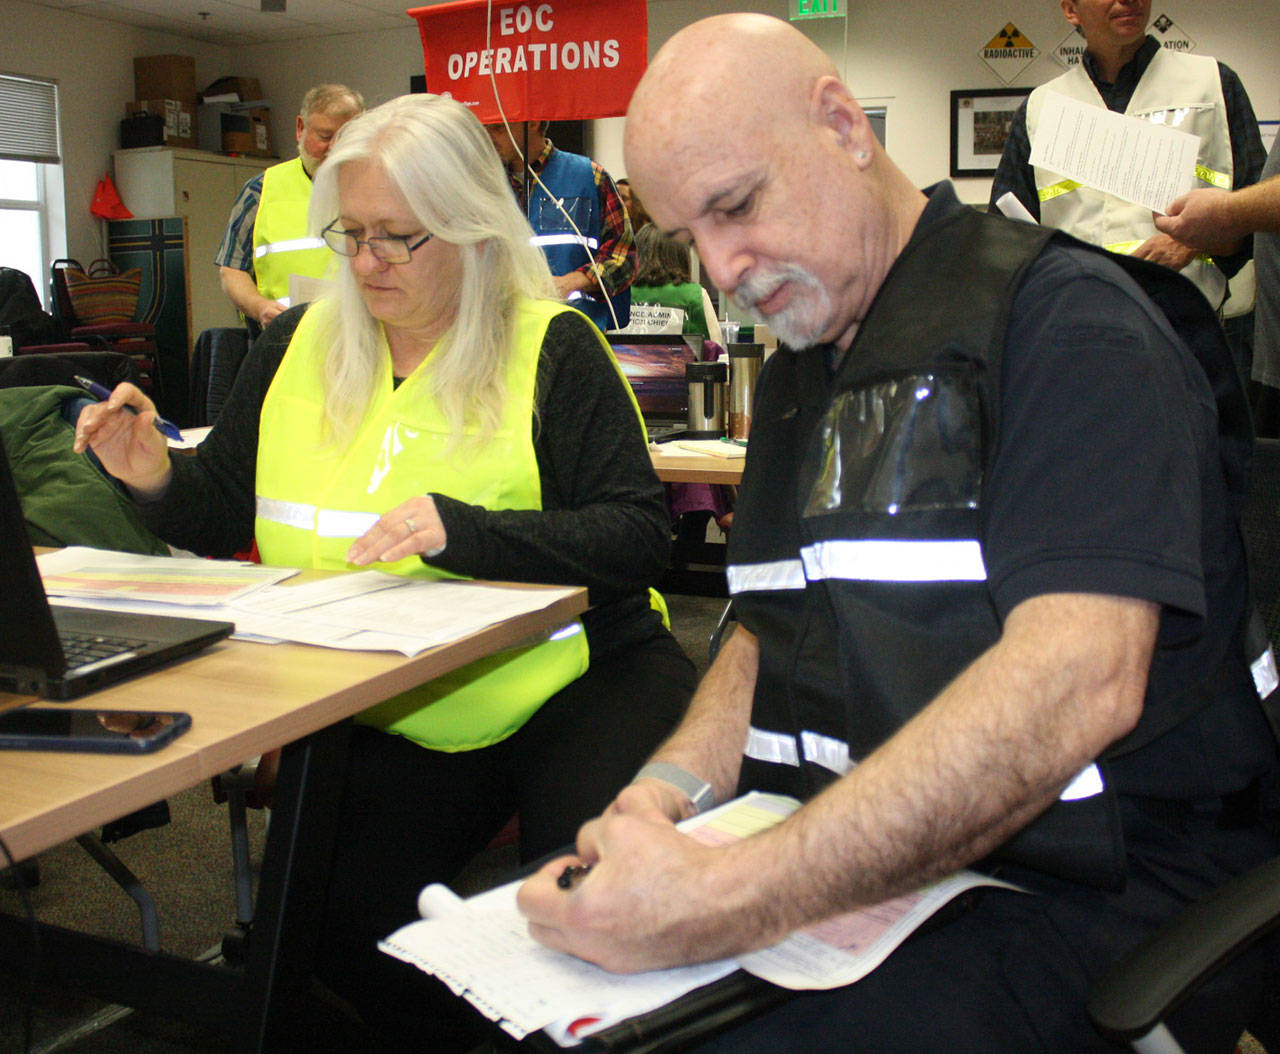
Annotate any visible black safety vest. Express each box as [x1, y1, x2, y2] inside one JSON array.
[[727, 199, 1255, 890]]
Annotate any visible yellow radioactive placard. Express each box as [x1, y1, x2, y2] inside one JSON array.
[[983, 24, 1035, 50]]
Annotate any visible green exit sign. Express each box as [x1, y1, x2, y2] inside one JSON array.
[[791, 0, 844, 19]]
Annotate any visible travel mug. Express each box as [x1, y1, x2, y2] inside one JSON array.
[[685, 361, 727, 438], [726, 342, 763, 441]]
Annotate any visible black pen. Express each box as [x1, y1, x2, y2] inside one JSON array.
[[557, 863, 592, 890], [73, 375, 183, 442]]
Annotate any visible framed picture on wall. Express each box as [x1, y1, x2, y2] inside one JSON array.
[[950, 88, 1032, 177]]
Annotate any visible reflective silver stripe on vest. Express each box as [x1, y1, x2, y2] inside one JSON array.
[[254, 497, 382, 538], [315, 510, 381, 538], [254, 237, 326, 258], [744, 726, 800, 767], [726, 558, 806, 595], [1253, 645, 1279, 700], [1059, 763, 1103, 801], [549, 622, 584, 642], [530, 233, 600, 250], [747, 724, 1103, 803], [801, 730, 852, 775], [256, 495, 316, 530], [801, 538, 987, 582], [746, 728, 849, 774]]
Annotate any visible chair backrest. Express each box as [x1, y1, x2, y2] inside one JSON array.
[[0, 267, 63, 347], [0, 350, 142, 391], [189, 327, 251, 427], [1242, 438, 1280, 649], [48, 258, 79, 328]]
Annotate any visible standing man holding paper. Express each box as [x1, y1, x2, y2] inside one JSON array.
[[988, 0, 1264, 310], [518, 13, 1280, 1051]]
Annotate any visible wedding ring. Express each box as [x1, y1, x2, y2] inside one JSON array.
[[405, 518, 417, 536]]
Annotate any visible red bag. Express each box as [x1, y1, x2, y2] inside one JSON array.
[[90, 173, 132, 220]]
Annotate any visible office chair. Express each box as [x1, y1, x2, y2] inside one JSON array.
[[188, 327, 251, 427], [1087, 436, 1280, 1052], [0, 349, 142, 391], [48, 259, 159, 395]]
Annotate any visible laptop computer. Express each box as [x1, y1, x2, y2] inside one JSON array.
[[0, 431, 234, 700], [607, 333, 703, 441]]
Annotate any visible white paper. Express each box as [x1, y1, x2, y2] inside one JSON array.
[[169, 425, 212, 449], [995, 191, 1037, 224], [737, 870, 1016, 989], [37, 546, 294, 605], [1028, 92, 1200, 214], [381, 793, 1020, 1045], [231, 569, 406, 614], [380, 881, 737, 1043], [39, 549, 580, 657]]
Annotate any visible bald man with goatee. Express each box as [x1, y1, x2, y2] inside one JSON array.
[[515, 13, 1279, 1052]]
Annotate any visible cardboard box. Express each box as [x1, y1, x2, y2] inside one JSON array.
[[220, 106, 273, 158], [127, 99, 197, 149], [133, 55, 197, 105], [200, 76, 264, 104]]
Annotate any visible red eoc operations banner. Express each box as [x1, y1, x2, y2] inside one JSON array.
[[409, 0, 648, 122]]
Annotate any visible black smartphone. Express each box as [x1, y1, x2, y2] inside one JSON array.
[[0, 707, 192, 754]]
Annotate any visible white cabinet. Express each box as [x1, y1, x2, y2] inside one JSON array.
[[113, 147, 273, 347]]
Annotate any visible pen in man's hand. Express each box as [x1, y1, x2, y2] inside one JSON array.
[[557, 863, 592, 890], [73, 375, 183, 441]]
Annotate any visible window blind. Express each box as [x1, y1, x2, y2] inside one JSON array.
[[0, 75, 60, 165]]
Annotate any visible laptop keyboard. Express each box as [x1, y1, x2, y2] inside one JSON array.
[[60, 630, 146, 669]]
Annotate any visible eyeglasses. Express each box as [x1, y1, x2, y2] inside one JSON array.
[[321, 221, 434, 264]]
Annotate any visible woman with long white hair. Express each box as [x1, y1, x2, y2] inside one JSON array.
[[75, 93, 694, 1047]]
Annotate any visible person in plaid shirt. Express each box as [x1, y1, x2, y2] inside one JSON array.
[[486, 120, 636, 331]]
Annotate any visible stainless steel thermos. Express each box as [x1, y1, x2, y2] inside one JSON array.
[[726, 342, 763, 441], [685, 360, 727, 437]]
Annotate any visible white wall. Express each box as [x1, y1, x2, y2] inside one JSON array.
[[6, 0, 1279, 266], [0, 0, 235, 265], [242, 26, 427, 166], [588, 0, 1280, 201]]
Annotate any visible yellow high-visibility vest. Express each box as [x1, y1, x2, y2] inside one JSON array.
[[254, 298, 590, 751]]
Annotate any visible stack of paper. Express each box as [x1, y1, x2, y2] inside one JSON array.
[[37, 547, 580, 656], [380, 792, 1016, 1045], [674, 439, 746, 459]]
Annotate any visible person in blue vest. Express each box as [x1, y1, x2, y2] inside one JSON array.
[[517, 15, 1280, 1051], [486, 119, 636, 332], [215, 83, 364, 335]]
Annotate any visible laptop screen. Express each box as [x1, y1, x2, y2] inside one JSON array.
[[607, 334, 701, 419], [0, 431, 68, 676]]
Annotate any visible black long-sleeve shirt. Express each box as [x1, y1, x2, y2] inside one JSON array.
[[144, 304, 671, 656]]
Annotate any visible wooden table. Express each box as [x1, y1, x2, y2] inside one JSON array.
[[650, 446, 742, 597], [650, 445, 745, 485], [0, 582, 587, 1049]]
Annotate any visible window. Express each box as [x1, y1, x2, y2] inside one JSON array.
[[0, 74, 62, 309]]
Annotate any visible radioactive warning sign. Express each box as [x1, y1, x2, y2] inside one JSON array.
[[980, 23, 1039, 84]]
